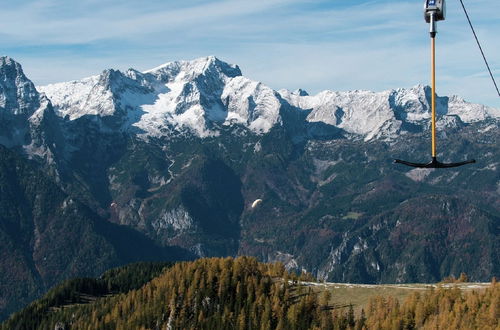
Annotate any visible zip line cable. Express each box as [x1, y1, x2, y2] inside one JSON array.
[[458, 0, 500, 97]]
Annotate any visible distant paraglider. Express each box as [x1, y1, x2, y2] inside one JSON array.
[[251, 199, 263, 208]]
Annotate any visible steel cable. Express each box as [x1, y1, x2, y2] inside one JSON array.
[[458, 0, 500, 97]]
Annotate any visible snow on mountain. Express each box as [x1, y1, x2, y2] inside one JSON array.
[[37, 69, 160, 122], [221, 77, 281, 134], [39, 56, 282, 138], [280, 88, 400, 140], [38, 74, 111, 120], [25, 55, 500, 141], [447, 95, 499, 122], [387, 85, 498, 123], [280, 84, 499, 141]]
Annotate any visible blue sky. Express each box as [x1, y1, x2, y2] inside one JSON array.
[[1, 0, 499, 107]]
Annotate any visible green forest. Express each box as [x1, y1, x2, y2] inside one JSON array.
[[2, 257, 498, 330]]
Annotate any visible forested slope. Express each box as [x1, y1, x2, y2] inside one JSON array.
[[3, 257, 498, 329]]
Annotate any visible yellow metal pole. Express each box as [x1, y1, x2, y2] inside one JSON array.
[[431, 36, 437, 158]]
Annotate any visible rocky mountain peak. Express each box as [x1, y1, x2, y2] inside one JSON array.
[[293, 89, 309, 96], [145, 56, 242, 82], [390, 84, 499, 123], [0, 56, 58, 150], [0, 56, 40, 116], [38, 57, 279, 138]]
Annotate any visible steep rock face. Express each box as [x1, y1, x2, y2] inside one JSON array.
[[1, 56, 42, 147], [0, 57, 63, 169], [0, 56, 40, 116]]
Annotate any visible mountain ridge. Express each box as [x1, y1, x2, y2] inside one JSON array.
[[33, 56, 498, 143]]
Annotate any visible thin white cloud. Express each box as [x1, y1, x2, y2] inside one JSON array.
[[2, 0, 498, 107], [0, 0, 306, 44]]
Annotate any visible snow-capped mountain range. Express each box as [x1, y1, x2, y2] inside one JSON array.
[[38, 56, 281, 139], [29, 55, 497, 142]]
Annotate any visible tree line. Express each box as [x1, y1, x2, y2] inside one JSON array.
[[2, 257, 497, 329]]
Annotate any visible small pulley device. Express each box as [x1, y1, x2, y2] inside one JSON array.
[[394, 0, 475, 169], [424, 0, 446, 22], [424, 0, 445, 38]]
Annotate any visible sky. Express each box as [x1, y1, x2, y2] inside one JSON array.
[[1, 0, 499, 108]]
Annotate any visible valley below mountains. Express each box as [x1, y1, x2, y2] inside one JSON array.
[[0, 55, 498, 320]]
